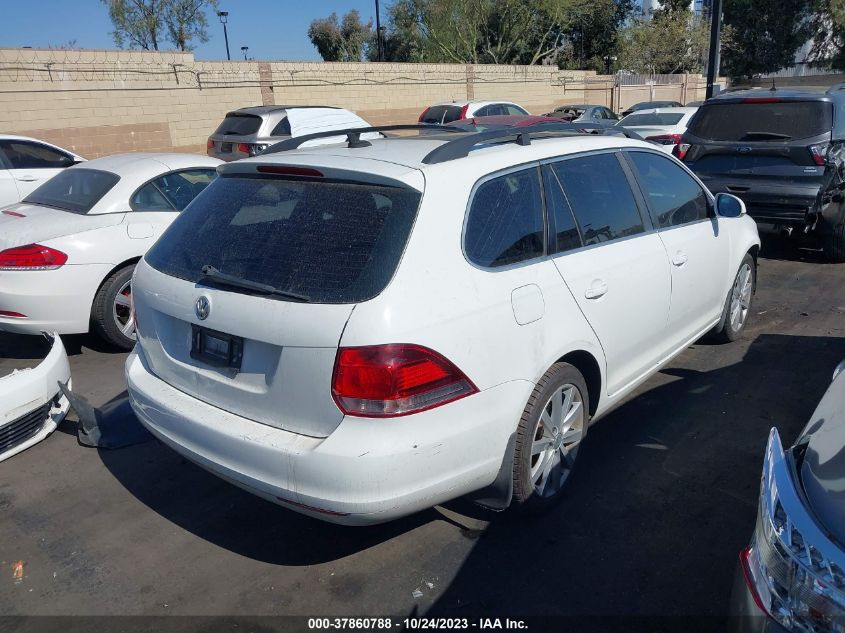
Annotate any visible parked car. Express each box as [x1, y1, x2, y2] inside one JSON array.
[[0, 153, 221, 349], [622, 100, 683, 117], [0, 332, 71, 462], [418, 100, 529, 125], [617, 107, 698, 154], [126, 124, 760, 525], [732, 359, 845, 632], [0, 135, 85, 209], [544, 104, 620, 126], [677, 89, 845, 261], [447, 114, 574, 131], [207, 106, 379, 162]]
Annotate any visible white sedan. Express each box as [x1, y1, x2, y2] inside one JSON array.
[[617, 107, 698, 154], [0, 153, 221, 349], [0, 135, 85, 208]]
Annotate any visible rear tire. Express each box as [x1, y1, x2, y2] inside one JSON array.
[[823, 224, 845, 263], [92, 264, 136, 350], [712, 253, 756, 343], [512, 362, 589, 513]]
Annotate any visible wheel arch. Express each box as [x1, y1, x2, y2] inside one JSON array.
[[555, 349, 603, 418], [89, 256, 141, 318]]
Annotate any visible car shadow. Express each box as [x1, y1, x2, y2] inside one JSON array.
[[757, 226, 827, 264], [0, 331, 126, 361]]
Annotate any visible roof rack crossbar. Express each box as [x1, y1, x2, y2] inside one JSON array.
[[261, 124, 463, 155], [420, 123, 643, 165]]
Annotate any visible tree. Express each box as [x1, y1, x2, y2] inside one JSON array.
[[308, 10, 373, 62], [103, 0, 218, 51], [807, 0, 845, 70], [616, 9, 710, 74], [555, 0, 636, 71], [721, 0, 815, 79]]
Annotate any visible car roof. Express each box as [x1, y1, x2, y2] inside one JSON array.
[[228, 105, 342, 116], [428, 99, 519, 108], [76, 153, 221, 178], [623, 107, 698, 115], [458, 115, 570, 127], [708, 88, 839, 103], [555, 104, 601, 110]]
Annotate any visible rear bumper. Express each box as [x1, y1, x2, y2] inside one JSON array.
[[0, 333, 71, 462], [729, 564, 791, 633], [125, 348, 533, 525], [0, 264, 111, 335]]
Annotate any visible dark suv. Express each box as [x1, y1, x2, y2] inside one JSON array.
[[676, 89, 845, 261]]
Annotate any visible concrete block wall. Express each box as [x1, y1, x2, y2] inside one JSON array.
[[0, 48, 720, 158]]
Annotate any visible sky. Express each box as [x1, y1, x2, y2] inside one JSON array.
[[0, 0, 383, 61]]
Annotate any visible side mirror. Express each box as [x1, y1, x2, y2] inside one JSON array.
[[715, 192, 746, 218]]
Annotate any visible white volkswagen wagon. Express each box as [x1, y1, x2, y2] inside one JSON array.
[[126, 124, 761, 525]]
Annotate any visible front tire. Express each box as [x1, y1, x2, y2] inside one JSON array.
[[92, 264, 136, 350], [512, 363, 589, 512], [712, 253, 756, 343]]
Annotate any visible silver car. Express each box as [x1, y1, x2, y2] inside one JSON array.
[[206, 106, 376, 162]]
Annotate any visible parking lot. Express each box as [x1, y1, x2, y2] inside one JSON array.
[[1, 230, 843, 627]]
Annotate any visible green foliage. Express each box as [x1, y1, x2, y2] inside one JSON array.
[[555, 0, 636, 71], [308, 10, 374, 62], [807, 0, 845, 70], [102, 0, 217, 51], [616, 10, 710, 74]]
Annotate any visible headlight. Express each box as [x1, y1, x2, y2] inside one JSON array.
[[741, 428, 845, 632]]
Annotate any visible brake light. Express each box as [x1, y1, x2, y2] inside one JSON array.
[[645, 133, 683, 146], [809, 142, 829, 166], [739, 547, 771, 616], [0, 244, 67, 270], [418, 108, 430, 123], [2, 210, 25, 217], [0, 311, 26, 318], [673, 143, 691, 161], [256, 165, 324, 177], [206, 138, 214, 151], [458, 103, 469, 120], [332, 344, 478, 417]]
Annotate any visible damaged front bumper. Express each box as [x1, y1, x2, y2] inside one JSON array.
[[0, 332, 71, 462]]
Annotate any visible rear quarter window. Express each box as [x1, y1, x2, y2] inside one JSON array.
[[688, 101, 833, 141], [145, 175, 422, 304]]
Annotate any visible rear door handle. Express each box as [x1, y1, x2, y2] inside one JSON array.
[[584, 280, 608, 300], [672, 251, 688, 267]]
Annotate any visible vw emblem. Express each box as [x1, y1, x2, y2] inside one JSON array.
[[195, 296, 211, 320]]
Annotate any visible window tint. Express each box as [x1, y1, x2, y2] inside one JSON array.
[[485, 104, 507, 116], [0, 141, 72, 169], [270, 117, 292, 136], [465, 168, 545, 267], [131, 183, 173, 211], [550, 153, 644, 246], [628, 152, 709, 228], [214, 114, 262, 136], [604, 109, 619, 120], [474, 105, 490, 117], [541, 165, 582, 253], [687, 101, 833, 141], [421, 105, 462, 124], [24, 168, 119, 214], [145, 176, 421, 304], [131, 170, 216, 212]]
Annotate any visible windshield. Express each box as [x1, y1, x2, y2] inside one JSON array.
[[620, 112, 685, 126], [687, 101, 833, 141], [24, 168, 120, 214], [145, 174, 422, 304], [214, 114, 263, 136]]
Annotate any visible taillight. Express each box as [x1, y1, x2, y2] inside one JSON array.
[[0, 244, 67, 270], [673, 143, 691, 161], [331, 344, 478, 417], [458, 103, 469, 119], [645, 133, 683, 146], [809, 142, 828, 166], [206, 138, 214, 151], [0, 310, 26, 318], [237, 142, 269, 157], [2, 210, 25, 217], [418, 108, 430, 123]]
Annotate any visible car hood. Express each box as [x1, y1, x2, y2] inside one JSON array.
[[0, 203, 124, 251], [799, 364, 845, 546]]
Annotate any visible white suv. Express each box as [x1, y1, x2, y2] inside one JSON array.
[[126, 124, 761, 525]]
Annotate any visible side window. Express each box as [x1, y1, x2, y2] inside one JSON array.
[[270, 117, 291, 137], [591, 109, 603, 119], [488, 104, 508, 116], [131, 169, 216, 212], [465, 168, 545, 267], [506, 104, 528, 115], [550, 153, 645, 246], [474, 105, 490, 117], [0, 141, 72, 169], [131, 182, 174, 212], [541, 165, 582, 254], [628, 151, 710, 228]]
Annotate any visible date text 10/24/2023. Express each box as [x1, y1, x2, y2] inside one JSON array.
[[307, 618, 529, 630]]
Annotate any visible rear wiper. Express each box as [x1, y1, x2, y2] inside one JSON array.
[[742, 131, 792, 140], [200, 265, 310, 302]]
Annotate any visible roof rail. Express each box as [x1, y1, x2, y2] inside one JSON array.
[[261, 124, 462, 155], [421, 123, 643, 165]]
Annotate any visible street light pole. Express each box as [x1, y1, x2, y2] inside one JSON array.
[[217, 11, 230, 61], [374, 0, 384, 62], [241, 46, 249, 61], [705, 0, 722, 98]]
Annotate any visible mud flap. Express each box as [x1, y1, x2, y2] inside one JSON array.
[[468, 432, 515, 511], [58, 381, 152, 449]]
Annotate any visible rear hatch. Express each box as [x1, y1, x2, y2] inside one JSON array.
[[682, 99, 833, 220], [134, 158, 424, 437], [208, 113, 266, 161]]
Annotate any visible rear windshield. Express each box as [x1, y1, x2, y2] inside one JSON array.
[[24, 168, 120, 214], [687, 101, 833, 141], [145, 175, 422, 304], [621, 112, 685, 126], [214, 114, 263, 136], [421, 106, 463, 124]]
